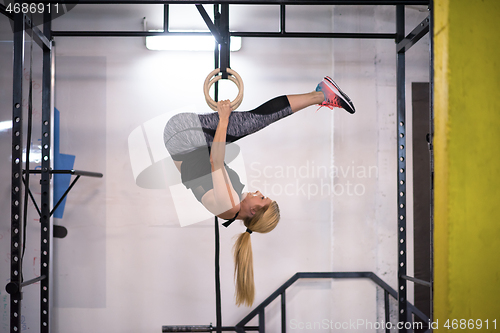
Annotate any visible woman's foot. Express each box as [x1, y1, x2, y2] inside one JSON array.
[[316, 77, 356, 114]]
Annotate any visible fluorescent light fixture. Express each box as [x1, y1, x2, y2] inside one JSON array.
[[0, 120, 12, 131], [146, 31, 241, 51]]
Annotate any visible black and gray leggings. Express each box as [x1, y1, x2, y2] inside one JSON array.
[[164, 95, 292, 161]]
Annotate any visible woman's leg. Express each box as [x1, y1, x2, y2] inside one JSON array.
[[162, 90, 313, 164], [198, 77, 355, 145], [199, 92, 323, 145], [287, 91, 324, 113]]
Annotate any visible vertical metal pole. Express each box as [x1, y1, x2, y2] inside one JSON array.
[[214, 5, 220, 102], [281, 292, 286, 333], [396, 5, 408, 332], [259, 309, 265, 333], [428, 0, 435, 324], [214, 217, 222, 333], [280, 5, 286, 34], [219, 4, 230, 79], [10, 12, 25, 333], [40, 10, 52, 333], [384, 291, 390, 333], [163, 5, 169, 32], [213, 5, 222, 333]]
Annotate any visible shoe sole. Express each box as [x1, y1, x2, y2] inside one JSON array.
[[324, 76, 355, 114]]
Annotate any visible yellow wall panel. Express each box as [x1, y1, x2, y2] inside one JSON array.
[[434, 0, 500, 327]]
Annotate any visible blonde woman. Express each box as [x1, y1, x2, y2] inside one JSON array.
[[163, 76, 355, 306]]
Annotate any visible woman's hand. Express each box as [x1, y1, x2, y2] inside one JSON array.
[[217, 100, 232, 121], [211, 99, 231, 170]]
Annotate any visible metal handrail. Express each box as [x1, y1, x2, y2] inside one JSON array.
[[235, 272, 429, 333]]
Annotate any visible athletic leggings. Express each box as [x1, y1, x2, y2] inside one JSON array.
[[164, 95, 292, 160]]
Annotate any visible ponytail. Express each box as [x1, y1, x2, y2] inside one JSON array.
[[233, 201, 280, 306], [233, 232, 254, 306]]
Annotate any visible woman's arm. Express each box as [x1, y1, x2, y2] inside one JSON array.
[[210, 100, 231, 170], [202, 100, 240, 217]]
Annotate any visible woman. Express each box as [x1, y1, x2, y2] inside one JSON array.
[[164, 76, 355, 306]]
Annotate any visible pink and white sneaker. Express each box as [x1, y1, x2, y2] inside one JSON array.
[[315, 76, 355, 114]]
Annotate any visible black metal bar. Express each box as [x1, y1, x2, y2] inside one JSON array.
[[28, 169, 103, 177], [258, 309, 265, 333], [55, 169, 103, 177], [21, 275, 47, 288], [233, 326, 259, 332], [26, 0, 431, 4], [10, 11, 25, 333], [280, 5, 286, 34], [214, 5, 220, 103], [23, 14, 52, 50], [223, 327, 259, 331], [401, 275, 431, 287], [162, 325, 212, 332], [23, 177, 42, 217], [234, 32, 396, 39], [214, 217, 222, 333], [40, 9, 52, 333], [396, 4, 407, 332], [212, 6, 222, 330], [162, 326, 260, 332], [396, 15, 429, 53], [297, 271, 373, 279], [219, 4, 230, 78], [52, 30, 213, 37], [384, 291, 390, 333], [52, 30, 396, 39], [196, 4, 223, 44], [34, 25, 51, 49], [163, 4, 169, 32], [281, 292, 286, 333], [50, 175, 81, 217]]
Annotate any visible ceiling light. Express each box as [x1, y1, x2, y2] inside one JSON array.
[[146, 31, 241, 52]]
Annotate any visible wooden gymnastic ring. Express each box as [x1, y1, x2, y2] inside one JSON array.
[[204, 75, 241, 109], [203, 68, 244, 111]]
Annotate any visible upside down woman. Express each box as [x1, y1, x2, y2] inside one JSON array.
[[163, 76, 355, 306]]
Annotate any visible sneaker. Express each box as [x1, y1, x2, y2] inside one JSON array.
[[315, 76, 356, 114]]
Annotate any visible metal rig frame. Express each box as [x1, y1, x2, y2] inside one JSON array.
[[1, 1, 433, 332]]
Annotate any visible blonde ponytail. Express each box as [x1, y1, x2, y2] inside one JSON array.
[[233, 201, 280, 306], [233, 232, 254, 306]]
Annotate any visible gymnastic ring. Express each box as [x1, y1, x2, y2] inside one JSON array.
[[204, 75, 241, 109], [203, 68, 244, 111]]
